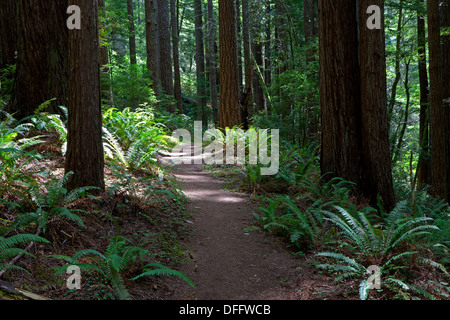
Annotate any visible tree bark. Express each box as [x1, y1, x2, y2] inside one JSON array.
[[8, 0, 68, 119], [158, 0, 175, 111], [0, 0, 17, 70], [428, 0, 448, 200], [145, 0, 161, 97], [65, 0, 105, 192], [219, 0, 243, 129], [207, 0, 219, 124], [359, 0, 395, 211], [170, 0, 183, 113], [416, 0, 431, 188], [319, 0, 362, 186], [127, 0, 137, 66], [194, 0, 207, 123]]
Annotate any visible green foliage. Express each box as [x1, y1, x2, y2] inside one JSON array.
[[316, 204, 448, 300], [14, 172, 99, 233], [0, 234, 50, 274], [50, 235, 194, 300]]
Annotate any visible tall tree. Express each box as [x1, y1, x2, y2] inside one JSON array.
[[8, 1, 68, 119], [359, 0, 395, 211], [194, 0, 207, 123], [319, 0, 395, 211], [65, 0, 105, 192], [158, 0, 175, 112], [250, 0, 265, 114], [207, 0, 220, 124], [127, 0, 137, 66], [427, 0, 449, 200], [416, 0, 431, 188], [0, 0, 17, 71], [219, 0, 243, 129], [170, 0, 183, 113], [145, 0, 161, 97]]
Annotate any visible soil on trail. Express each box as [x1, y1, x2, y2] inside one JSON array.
[[161, 144, 328, 300]]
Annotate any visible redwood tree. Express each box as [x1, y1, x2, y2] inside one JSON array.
[[8, 0, 68, 119], [219, 0, 243, 129], [65, 0, 105, 191], [319, 0, 395, 211]]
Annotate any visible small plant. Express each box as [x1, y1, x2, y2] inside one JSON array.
[[50, 235, 194, 300], [14, 172, 99, 233], [316, 204, 447, 300], [0, 234, 50, 274]]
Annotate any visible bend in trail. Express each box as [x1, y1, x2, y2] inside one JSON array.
[[160, 143, 309, 300]]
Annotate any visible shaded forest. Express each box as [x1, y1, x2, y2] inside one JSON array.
[[0, 0, 449, 301]]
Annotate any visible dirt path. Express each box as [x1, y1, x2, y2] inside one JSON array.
[[161, 144, 314, 300]]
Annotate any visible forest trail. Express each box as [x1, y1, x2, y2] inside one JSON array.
[[160, 144, 315, 300]]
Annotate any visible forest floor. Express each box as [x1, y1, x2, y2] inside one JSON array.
[[156, 144, 348, 300], [1, 139, 353, 300]]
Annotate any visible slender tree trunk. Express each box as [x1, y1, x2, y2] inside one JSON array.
[[194, 0, 207, 123], [428, 0, 448, 200], [264, 0, 272, 89], [416, 0, 431, 188], [8, 1, 68, 119], [145, 0, 161, 97], [65, 0, 105, 192], [219, 0, 242, 129], [242, 0, 251, 88], [99, 0, 114, 106], [127, 0, 137, 66], [171, 0, 183, 112], [207, 0, 219, 124], [236, 0, 243, 92]]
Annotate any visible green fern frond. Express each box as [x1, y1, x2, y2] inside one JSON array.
[[131, 263, 196, 288]]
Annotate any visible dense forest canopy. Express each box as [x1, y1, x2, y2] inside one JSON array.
[[0, 0, 449, 301]]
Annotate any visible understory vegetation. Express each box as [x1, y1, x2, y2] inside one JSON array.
[[0, 103, 195, 300]]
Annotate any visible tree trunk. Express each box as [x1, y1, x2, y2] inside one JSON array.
[[0, 0, 17, 70], [8, 0, 68, 119], [416, 0, 431, 188], [219, 0, 243, 129], [170, 0, 183, 113], [99, 0, 114, 107], [428, 0, 448, 200], [207, 0, 219, 124], [158, 0, 175, 111], [319, 0, 362, 186], [441, 0, 450, 202], [359, 0, 395, 211], [145, 0, 161, 97], [194, 0, 207, 123], [65, 0, 105, 192], [127, 0, 137, 66]]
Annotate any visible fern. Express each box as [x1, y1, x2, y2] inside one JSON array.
[[0, 234, 50, 274], [131, 263, 196, 288]]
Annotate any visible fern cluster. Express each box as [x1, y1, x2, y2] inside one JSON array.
[[50, 235, 195, 300]]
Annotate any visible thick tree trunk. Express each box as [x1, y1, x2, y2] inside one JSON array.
[[145, 0, 161, 97], [441, 0, 450, 202], [359, 0, 395, 211], [65, 0, 105, 192], [157, 0, 175, 111], [416, 0, 431, 188], [219, 0, 243, 129], [428, 0, 448, 200], [8, 0, 68, 119], [319, 0, 362, 186]]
